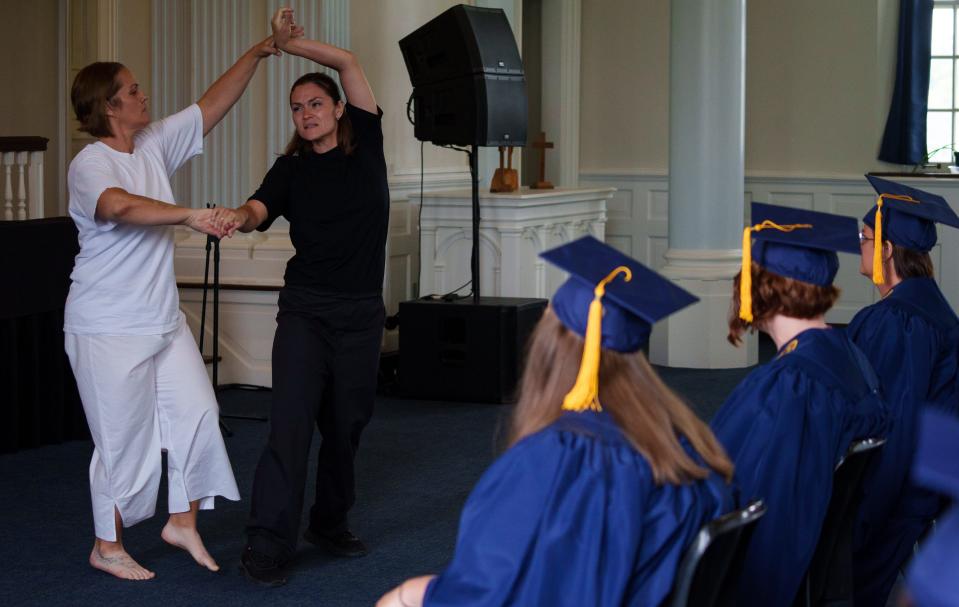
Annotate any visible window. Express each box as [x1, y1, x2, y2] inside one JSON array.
[[929, 2, 959, 163]]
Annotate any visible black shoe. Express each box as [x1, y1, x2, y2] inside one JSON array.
[[239, 546, 288, 587], [303, 528, 369, 558]]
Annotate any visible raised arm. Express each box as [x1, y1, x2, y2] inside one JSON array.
[[197, 37, 280, 136], [271, 8, 377, 113]]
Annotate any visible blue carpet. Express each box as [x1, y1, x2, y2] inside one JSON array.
[[0, 351, 763, 607]]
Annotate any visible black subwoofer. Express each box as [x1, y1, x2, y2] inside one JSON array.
[[399, 297, 547, 403]]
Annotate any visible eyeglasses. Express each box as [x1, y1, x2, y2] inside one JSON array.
[[858, 231, 874, 245]]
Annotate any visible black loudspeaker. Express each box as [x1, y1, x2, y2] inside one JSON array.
[[399, 297, 547, 403], [411, 74, 527, 146], [399, 5, 524, 86], [399, 4, 527, 146]]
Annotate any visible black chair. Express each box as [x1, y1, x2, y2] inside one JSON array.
[[793, 437, 886, 607], [668, 499, 767, 607]]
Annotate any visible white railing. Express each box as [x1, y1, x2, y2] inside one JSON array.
[[0, 137, 47, 221]]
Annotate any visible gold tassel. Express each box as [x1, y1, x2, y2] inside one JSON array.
[[740, 226, 754, 323], [868, 193, 919, 287], [562, 265, 633, 412], [872, 199, 884, 286], [738, 220, 813, 324]]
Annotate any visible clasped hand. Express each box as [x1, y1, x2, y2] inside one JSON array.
[[271, 7, 305, 51], [185, 207, 245, 239]]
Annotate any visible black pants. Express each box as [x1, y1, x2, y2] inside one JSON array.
[[246, 287, 385, 563]]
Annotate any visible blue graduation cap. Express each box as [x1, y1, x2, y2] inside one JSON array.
[[540, 235, 698, 412], [863, 175, 959, 285], [906, 408, 959, 607], [907, 510, 959, 607], [739, 203, 859, 322]]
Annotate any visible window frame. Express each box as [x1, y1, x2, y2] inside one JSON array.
[[929, 1, 959, 164]]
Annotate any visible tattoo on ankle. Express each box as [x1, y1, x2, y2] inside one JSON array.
[[95, 549, 131, 564]]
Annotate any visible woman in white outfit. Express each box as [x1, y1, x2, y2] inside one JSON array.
[[64, 35, 281, 580]]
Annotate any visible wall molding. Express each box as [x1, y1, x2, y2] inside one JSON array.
[[660, 248, 742, 281], [579, 168, 935, 184], [388, 168, 473, 196], [580, 170, 959, 323]]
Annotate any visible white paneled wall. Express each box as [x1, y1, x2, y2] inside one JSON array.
[[580, 171, 959, 323]]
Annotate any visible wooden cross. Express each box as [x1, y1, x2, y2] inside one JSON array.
[[530, 131, 554, 189]]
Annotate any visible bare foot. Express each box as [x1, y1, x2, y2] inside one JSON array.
[[89, 545, 156, 580], [161, 522, 220, 572]]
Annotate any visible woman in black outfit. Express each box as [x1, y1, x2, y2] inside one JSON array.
[[223, 9, 388, 586]]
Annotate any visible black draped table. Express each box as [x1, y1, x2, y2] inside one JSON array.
[[0, 218, 88, 453]]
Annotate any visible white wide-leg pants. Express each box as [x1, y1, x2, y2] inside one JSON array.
[[65, 313, 240, 541]]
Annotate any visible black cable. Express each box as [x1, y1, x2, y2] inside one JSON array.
[[441, 144, 472, 154], [407, 94, 427, 299], [405, 93, 476, 302], [417, 139, 424, 297], [468, 145, 480, 303], [442, 279, 472, 300]]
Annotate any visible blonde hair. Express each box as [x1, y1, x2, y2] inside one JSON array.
[[511, 309, 734, 485]]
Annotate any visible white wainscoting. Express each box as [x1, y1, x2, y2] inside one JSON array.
[[418, 187, 611, 299], [178, 167, 959, 385], [175, 168, 470, 385], [580, 170, 959, 324]]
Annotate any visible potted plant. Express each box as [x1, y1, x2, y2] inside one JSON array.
[[913, 143, 957, 173]]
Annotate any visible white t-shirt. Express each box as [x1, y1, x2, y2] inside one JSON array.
[[65, 104, 203, 335]]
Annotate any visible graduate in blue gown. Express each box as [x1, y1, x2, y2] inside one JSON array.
[[905, 408, 959, 607], [849, 176, 959, 607], [377, 236, 736, 607], [709, 203, 888, 607]]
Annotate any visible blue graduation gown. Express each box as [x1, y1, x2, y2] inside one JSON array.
[[423, 410, 734, 607], [710, 328, 888, 607], [848, 277, 959, 605], [907, 509, 959, 607]]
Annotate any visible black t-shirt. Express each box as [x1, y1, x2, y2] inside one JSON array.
[[251, 104, 389, 296]]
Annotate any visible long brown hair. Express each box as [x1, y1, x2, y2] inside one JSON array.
[[511, 309, 733, 485], [891, 244, 934, 280], [283, 72, 355, 156], [727, 263, 840, 346]]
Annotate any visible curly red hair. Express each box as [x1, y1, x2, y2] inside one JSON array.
[[728, 263, 840, 346]]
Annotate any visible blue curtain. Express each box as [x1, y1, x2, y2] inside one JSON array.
[[878, 0, 934, 165]]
